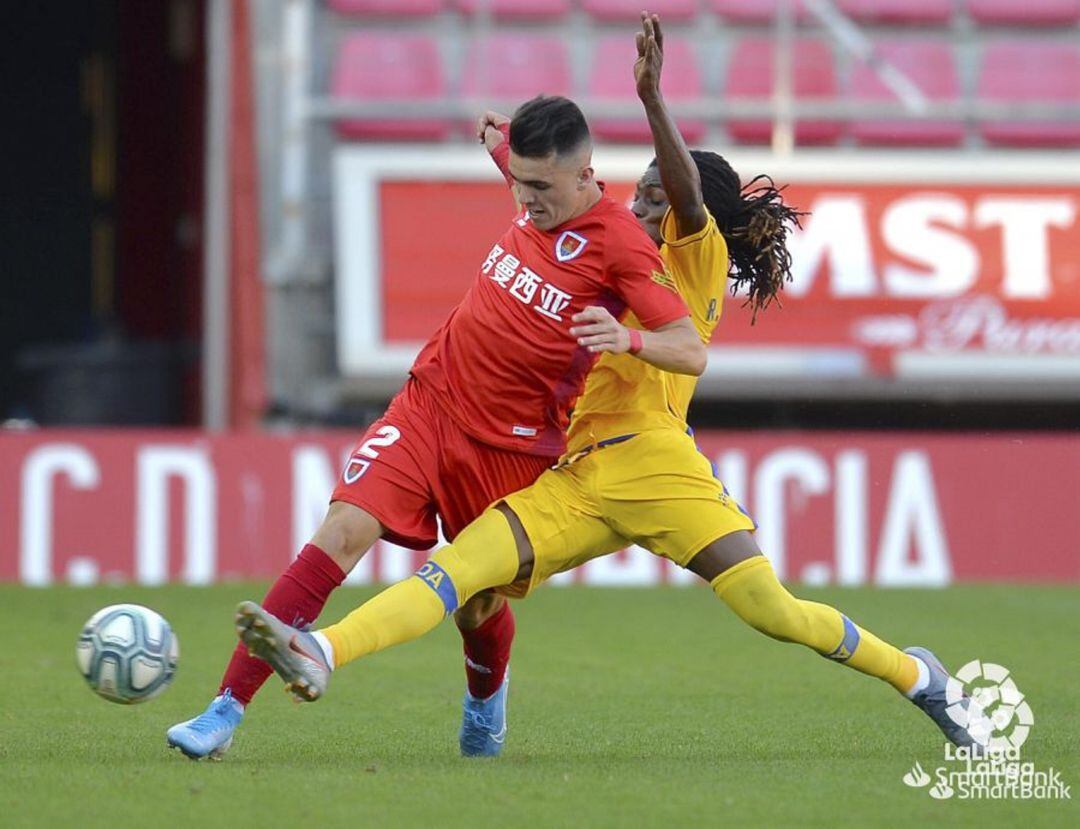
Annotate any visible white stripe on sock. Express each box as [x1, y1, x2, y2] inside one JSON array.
[[311, 630, 335, 671], [904, 655, 930, 699]]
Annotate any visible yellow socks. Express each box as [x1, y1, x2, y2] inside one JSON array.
[[710, 556, 919, 695], [321, 577, 444, 668], [322, 507, 521, 668]]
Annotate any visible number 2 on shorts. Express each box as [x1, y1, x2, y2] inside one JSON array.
[[342, 425, 401, 484]]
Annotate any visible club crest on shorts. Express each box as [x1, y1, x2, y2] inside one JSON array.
[[555, 231, 588, 262]]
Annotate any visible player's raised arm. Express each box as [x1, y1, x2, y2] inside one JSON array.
[[570, 306, 705, 376], [635, 12, 707, 238]]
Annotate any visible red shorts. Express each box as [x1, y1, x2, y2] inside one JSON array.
[[331, 377, 556, 549]]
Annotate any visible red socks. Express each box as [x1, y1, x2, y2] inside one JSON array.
[[458, 600, 515, 700], [219, 543, 345, 705], [221, 545, 514, 704]]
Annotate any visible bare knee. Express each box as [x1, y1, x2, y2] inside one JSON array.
[[687, 530, 762, 583], [310, 501, 383, 574], [454, 591, 505, 631]]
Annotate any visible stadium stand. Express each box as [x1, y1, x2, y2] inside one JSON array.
[[332, 32, 450, 140], [836, 0, 952, 25], [582, 0, 700, 22], [456, 0, 573, 21], [328, 0, 444, 18], [724, 37, 841, 145], [321, 0, 1080, 148], [965, 0, 1080, 26], [849, 39, 963, 147], [977, 41, 1080, 147], [710, 1, 812, 24], [461, 33, 572, 100], [588, 34, 705, 142]]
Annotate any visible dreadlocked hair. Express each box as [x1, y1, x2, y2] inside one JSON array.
[[663, 151, 806, 323]]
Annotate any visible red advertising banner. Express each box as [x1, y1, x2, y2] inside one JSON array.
[[379, 181, 1080, 355], [333, 149, 1080, 390], [2, 430, 1076, 586]]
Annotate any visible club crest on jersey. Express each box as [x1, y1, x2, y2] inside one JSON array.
[[555, 231, 588, 262], [342, 457, 370, 485]]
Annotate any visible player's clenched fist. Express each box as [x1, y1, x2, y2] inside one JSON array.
[[476, 109, 511, 152], [570, 306, 633, 354]]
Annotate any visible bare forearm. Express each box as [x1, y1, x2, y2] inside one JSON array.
[[634, 324, 706, 376], [571, 307, 704, 375], [641, 92, 705, 231]]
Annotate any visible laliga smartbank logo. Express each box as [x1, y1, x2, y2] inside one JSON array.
[[901, 660, 1070, 801], [946, 659, 1034, 751]]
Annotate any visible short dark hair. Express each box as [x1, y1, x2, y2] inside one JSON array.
[[510, 96, 591, 159]]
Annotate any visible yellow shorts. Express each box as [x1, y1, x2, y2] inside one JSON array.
[[495, 428, 756, 598]]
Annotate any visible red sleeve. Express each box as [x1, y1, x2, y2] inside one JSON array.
[[488, 123, 513, 188], [605, 216, 689, 329]]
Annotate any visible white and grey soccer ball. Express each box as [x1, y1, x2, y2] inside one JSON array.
[[76, 604, 179, 704]]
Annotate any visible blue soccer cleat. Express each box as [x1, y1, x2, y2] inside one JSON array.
[[166, 689, 244, 760], [459, 671, 509, 757], [904, 646, 980, 749], [235, 601, 331, 702]]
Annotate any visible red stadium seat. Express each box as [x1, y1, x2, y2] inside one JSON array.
[[978, 42, 1080, 147], [455, 0, 571, 20], [835, 0, 952, 25], [966, 0, 1080, 26], [710, 1, 812, 24], [849, 41, 963, 147], [582, 0, 699, 22], [328, 0, 444, 17], [588, 36, 704, 143], [332, 33, 450, 141], [461, 34, 571, 99], [724, 38, 840, 145]]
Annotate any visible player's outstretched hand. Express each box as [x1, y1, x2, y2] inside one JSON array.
[[476, 109, 511, 152], [570, 306, 632, 354], [634, 11, 664, 102]]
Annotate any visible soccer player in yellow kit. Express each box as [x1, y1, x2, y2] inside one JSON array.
[[237, 13, 978, 755]]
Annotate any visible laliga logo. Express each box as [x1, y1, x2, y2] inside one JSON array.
[[945, 660, 1034, 750]]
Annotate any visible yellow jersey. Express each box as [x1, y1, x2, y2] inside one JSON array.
[[565, 207, 728, 455]]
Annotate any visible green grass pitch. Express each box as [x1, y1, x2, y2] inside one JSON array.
[[1, 583, 1076, 828]]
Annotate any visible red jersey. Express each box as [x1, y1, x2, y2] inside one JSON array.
[[410, 190, 688, 457]]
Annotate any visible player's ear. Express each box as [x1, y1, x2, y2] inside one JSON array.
[[577, 165, 595, 189]]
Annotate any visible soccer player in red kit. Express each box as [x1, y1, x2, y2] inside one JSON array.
[[166, 95, 705, 759]]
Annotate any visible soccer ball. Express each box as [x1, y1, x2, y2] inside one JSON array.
[[76, 604, 179, 704]]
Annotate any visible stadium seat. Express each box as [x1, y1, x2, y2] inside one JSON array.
[[588, 36, 705, 143], [849, 41, 963, 147], [724, 38, 840, 145], [978, 42, 1080, 147], [328, 0, 444, 17], [582, 0, 699, 22], [455, 0, 571, 20], [710, 1, 812, 24], [461, 34, 571, 100], [332, 33, 450, 140], [966, 0, 1080, 26], [835, 0, 952, 25]]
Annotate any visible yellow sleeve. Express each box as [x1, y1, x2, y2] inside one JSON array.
[[659, 208, 729, 341]]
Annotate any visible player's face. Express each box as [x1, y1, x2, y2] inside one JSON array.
[[509, 150, 593, 231], [631, 167, 668, 247]]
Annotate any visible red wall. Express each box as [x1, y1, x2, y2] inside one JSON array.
[[2, 429, 1076, 586]]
